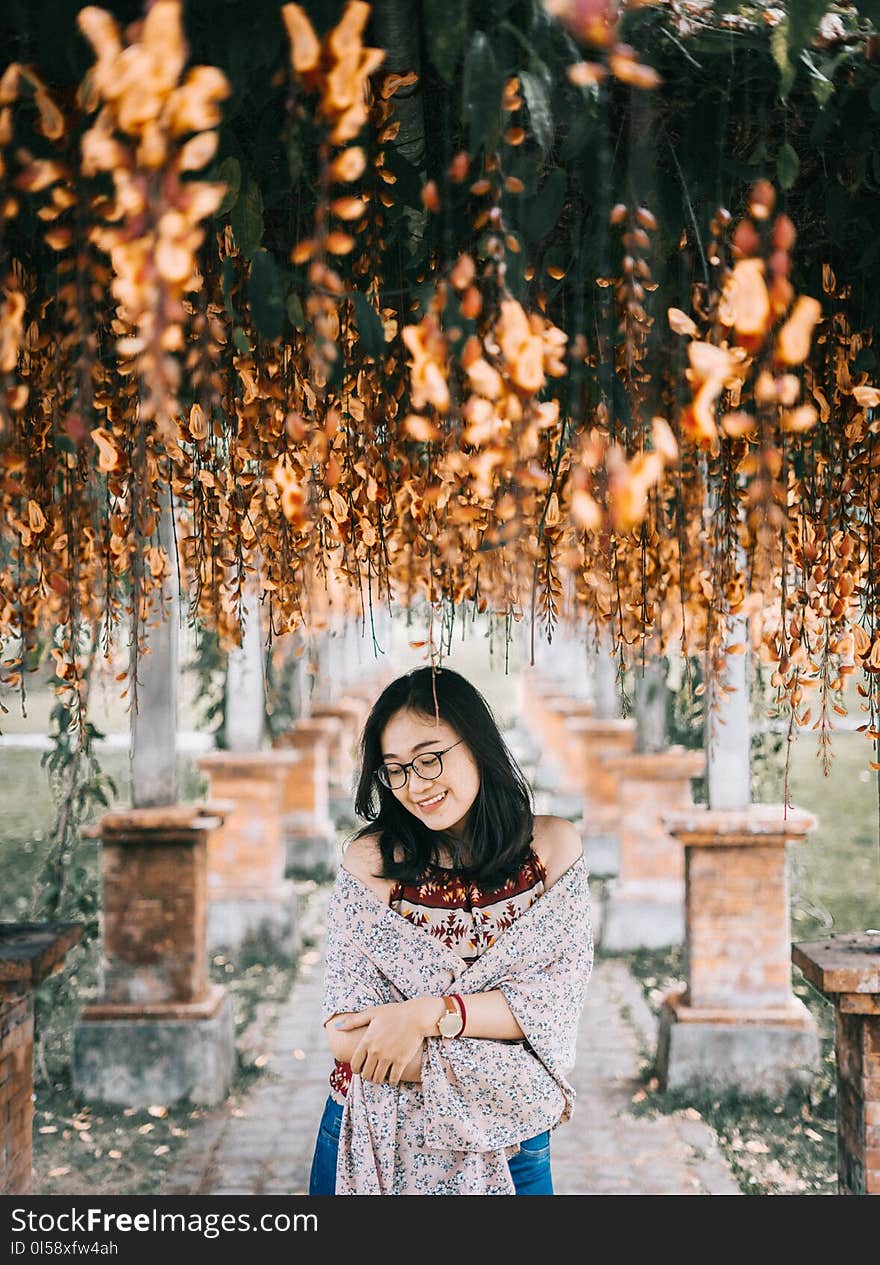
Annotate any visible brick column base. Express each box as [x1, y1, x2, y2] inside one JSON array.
[[567, 716, 636, 876], [1, 922, 83, 1194], [273, 723, 339, 875], [72, 806, 235, 1107], [655, 805, 820, 1096], [598, 747, 704, 950], [196, 750, 302, 957], [792, 933, 880, 1194]]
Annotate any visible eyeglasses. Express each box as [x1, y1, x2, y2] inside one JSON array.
[[376, 739, 464, 790]]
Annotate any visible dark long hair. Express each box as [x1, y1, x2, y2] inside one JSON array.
[[350, 666, 535, 887]]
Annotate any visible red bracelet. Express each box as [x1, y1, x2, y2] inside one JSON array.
[[449, 993, 467, 1036]]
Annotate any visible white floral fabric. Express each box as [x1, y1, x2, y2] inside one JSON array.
[[321, 852, 594, 1194]]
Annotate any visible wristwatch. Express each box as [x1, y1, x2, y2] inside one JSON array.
[[436, 995, 464, 1038]]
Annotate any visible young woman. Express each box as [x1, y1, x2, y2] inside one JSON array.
[[309, 665, 593, 1195]]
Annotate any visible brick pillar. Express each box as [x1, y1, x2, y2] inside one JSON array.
[[792, 933, 880, 1194], [567, 715, 636, 876], [655, 805, 820, 1096], [272, 722, 338, 873], [0, 923, 82, 1194], [195, 751, 302, 956], [73, 806, 235, 1107], [308, 703, 360, 791], [542, 698, 596, 792], [516, 675, 570, 791], [599, 747, 705, 950]]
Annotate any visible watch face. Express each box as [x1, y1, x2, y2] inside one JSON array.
[[438, 1011, 462, 1037]]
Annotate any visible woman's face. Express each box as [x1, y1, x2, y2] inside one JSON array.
[[379, 707, 481, 837]]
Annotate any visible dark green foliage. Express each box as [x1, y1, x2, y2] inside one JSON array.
[[462, 30, 503, 156], [3, 2, 880, 377], [248, 249, 284, 341], [352, 290, 386, 360], [229, 180, 265, 260], [423, 0, 468, 84]]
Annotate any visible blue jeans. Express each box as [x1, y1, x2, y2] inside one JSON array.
[[308, 1094, 553, 1195]]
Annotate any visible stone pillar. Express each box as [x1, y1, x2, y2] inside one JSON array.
[[567, 715, 637, 876], [272, 721, 338, 873], [225, 579, 265, 752], [597, 747, 704, 950], [196, 751, 302, 957], [633, 656, 668, 754], [73, 806, 236, 1107], [707, 626, 750, 812], [791, 933, 880, 1195], [1, 923, 82, 1194], [131, 497, 179, 806], [308, 702, 362, 817], [655, 805, 820, 1095], [591, 633, 620, 720]]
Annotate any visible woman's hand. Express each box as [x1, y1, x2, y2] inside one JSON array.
[[335, 997, 443, 1087]]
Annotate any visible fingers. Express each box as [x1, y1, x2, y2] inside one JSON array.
[[334, 1010, 372, 1031]]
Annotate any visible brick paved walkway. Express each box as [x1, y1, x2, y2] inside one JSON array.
[[161, 884, 740, 1196]]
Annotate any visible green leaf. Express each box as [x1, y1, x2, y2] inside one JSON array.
[[286, 290, 305, 330], [248, 250, 284, 341], [770, 21, 795, 101], [216, 157, 241, 216], [230, 180, 263, 259], [462, 31, 503, 154], [232, 327, 251, 354], [424, 0, 468, 83], [351, 291, 386, 360], [520, 70, 554, 155], [776, 142, 800, 191], [521, 166, 566, 243]]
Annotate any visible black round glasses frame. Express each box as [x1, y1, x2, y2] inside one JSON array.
[[376, 738, 464, 790]]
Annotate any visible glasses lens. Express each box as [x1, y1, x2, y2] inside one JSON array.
[[412, 752, 442, 779], [379, 764, 405, 789]]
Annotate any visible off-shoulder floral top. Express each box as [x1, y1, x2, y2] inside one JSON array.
[[328, 846, 547, 1104]]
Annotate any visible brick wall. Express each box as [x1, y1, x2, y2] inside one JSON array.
[[102, 836, 207, 1006], [686, 843, 792, 1011], [0, 988, 34, 1195], [835, 1009, 880, 1194]]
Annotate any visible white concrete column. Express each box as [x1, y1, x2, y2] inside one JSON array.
[[225, 577, 265, 752], [131, 497, 178, 807], [706, 613, 750, 811], [634, 655, 668, 754], [591, 629, 619, 720]]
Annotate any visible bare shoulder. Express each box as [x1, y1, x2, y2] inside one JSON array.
[[340, 831, 397, 901], [531, 815, 585, 890]]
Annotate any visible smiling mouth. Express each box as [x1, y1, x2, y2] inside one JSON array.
[[416, 789, 448, 807]]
